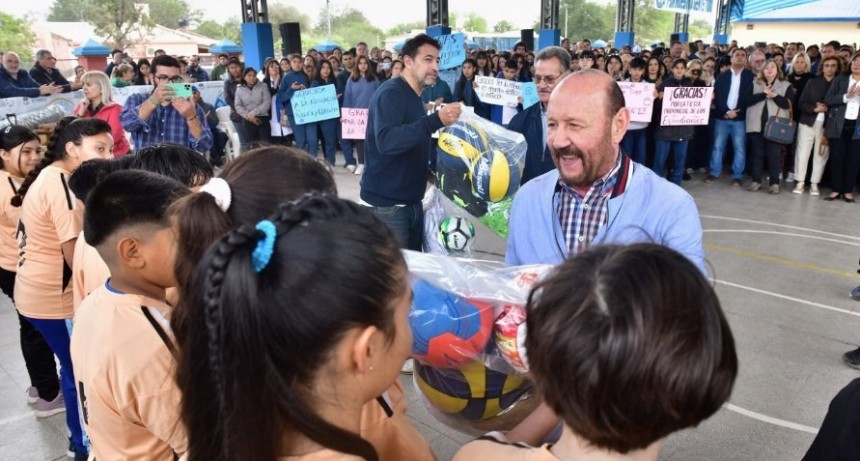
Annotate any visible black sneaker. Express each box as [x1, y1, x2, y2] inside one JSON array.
[[705, 175, 718, 183], [851, 285, 860, 301], [683, 172, 692, 181], [842, 348, 860, 370]]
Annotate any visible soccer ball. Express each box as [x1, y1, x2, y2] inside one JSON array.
[[438, 216, 476, 252], [436, 121, 492, 171], [437, 161, 488, 218], [470, 148, 521, 202], [494, 304, 529, 374], [414, 360, 532, 421], [410, 278, 494, 368]]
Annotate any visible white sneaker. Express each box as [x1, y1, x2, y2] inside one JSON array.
[[346, 164, 357, 173], [26, 386, 39, 405], [34, 392, 65, 418], [810, 184, 820, 196], [354, 164, 365, 175], [786, 172, 795, 183]]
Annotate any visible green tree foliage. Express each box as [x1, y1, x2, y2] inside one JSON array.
[[0, 12, 36, 61], [86, 0, 155, 49], [387, 21, 426, 37], [47, 0, 88, 21], [147, 0, 201, 29], [49, 0, 198, 28], [632, 0, 675, 43], [462, 12, 489, 33], [687, 19, 714, 41], [559, 0, 615, 42], [494, 20, 515, 33], [194, 19, 241, 44], [317, 8, 383, 49]]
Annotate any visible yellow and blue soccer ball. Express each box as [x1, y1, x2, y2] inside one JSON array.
[[437, 121, 492, 171], [414, 360, 531, 421], [470, 148, 520, 203]]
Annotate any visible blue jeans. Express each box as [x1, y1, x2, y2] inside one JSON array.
[[319, 119, 339, 165], [369, 202, 424, 251], [709, 118, 746, 179], [341, 139, 357, 165], [621, 128, 648, 165], [654, 139, 689, 185], [26, 317, 87, 455]]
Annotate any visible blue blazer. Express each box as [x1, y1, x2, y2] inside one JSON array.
[[713, 69, 755, 121], [507, 102, 554, 185]]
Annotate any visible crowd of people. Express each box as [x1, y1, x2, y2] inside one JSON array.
[[0, 30, 858, 461]]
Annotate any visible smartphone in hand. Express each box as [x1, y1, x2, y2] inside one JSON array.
[[165, 82, 194, 98]]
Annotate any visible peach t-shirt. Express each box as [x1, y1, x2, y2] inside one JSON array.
[[0, 171, 23, 272], [70, 282, 185, 461], [15, 165, 82, 319], [71, 230, 110, 311], [453, 431, 560, 460]]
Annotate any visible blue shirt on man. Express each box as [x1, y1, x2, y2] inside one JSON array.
[[120, 92, 212, 152]]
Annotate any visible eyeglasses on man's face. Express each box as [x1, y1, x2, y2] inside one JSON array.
[[533, 75, 561, 85], [156, 75, 183, 83]]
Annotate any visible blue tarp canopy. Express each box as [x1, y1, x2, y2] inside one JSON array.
[[465, 39, 479, 49], [393, 42, 405, 52], [314, 39, 341, 52], [592, 39, 608, 48], [210, 39, 242, 53], [72, 39, 111, 56]]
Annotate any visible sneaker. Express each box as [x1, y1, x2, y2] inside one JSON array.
[[685, 168, 694, 174], [769, 184, 780, 194], [786, 172, 795, 183], [810, 184, 820, 196], [400, 358, 414, 375], [354, 164, 365, 175], [842, 347, 860, 369], [705, 175, 718, 183], [66, 439, 87, 460], [793, 184, 804, 194], [34, 392, 65, 418], [67, 439, 74, 458], [26, 386, 39, 405], [731, 179, 742, 187], [851, 284, 860, 301], [747, 182, 761, 192], [345, 164, 357, 173]]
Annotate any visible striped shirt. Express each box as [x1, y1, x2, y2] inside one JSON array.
[[556, 153, 624, 255]]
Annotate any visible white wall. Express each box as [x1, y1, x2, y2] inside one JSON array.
[[731, 21, 860, 48]]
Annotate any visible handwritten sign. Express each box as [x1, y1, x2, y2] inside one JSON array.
[[290, 84, 340, 125], [521, 82, 539, 109], [438, 33, 466, 70], [475, 76, 522, 107], [617, 82, 655, 123], [660, 86, 713, 126], [341, 108, 368, 140]]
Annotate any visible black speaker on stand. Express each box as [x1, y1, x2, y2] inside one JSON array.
[[520, 29, 535, 51], [279, 22, 302, 56]]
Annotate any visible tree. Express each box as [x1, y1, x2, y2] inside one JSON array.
[[387, 21, 425, 37], [632, 0, 674, 43], [48, 0, 88, 21], [86, 0, 155, 49], [147, 0, 201, 29], [194, 18, 241, 44], [558, 0, 614, 42], [462, 12, 488, 33], [494, 20, 515, 33], [317, 7, 383, 49], [687, 19, 713, 42], [0, 12, 36, 61]]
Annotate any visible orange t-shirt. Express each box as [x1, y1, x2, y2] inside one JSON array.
[[70, 282, 186, 460], [15, 165, 82, 319], [360, 381, 435, 461], [0, 171, 23, 272], [179, 450, 363, 461], [71, 230, 110, 311], [453, 432, 560, 460]]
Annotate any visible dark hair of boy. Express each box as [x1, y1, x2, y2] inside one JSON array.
[[0, 126, 40, 171], [84, 170, 189, 250], [629, 57, 647, 69], [525, 244, 738, 454], [177, 194, 405, 461], [67, 157, 133, 203], [169, 146, 337, 345], [11, 117, 112, 207], [504, 58, 519, 71], [130, 143, 214, 189], [400, 34, 441, 60]]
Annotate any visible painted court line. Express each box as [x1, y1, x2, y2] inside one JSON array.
[[724, 403, 818, 434], [705, 242, 860, 279], [711, 279, 860, 318], [704, 229, 860, 249], [701, 215, 860, 241], [0, 410, 35, 427]]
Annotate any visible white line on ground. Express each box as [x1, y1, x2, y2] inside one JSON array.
[[704, 229, 860, 247], [700, 215, 860, 241], [724, 403, 818, 434], [0, 410, 35, 427], [712, 279, 860, 317]]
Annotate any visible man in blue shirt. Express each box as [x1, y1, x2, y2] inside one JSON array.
[[359, 34, 461, 251], [0, 51, 63, 99], [120, 55, 212, 152], [506, 69, 705, 273]]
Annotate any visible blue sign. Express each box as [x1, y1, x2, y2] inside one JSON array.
[[521, 82, 539, 109], [654, 0, 714, 14], [439, 33, 466, 70], [290, 84, 340, 125]]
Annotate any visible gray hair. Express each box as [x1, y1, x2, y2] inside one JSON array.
[[35, 49, 53, 61], [535, 46, 571, 74]]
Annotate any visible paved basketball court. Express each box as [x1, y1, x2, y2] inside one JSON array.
[[0, 166, 857, 460]]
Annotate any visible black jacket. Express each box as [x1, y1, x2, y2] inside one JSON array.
[[29, 63, 72, 93], [797, 76, 834, 127]]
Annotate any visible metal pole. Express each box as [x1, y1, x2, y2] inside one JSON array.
[[326, 0, 332, 39], [564, 4, 569, 39]]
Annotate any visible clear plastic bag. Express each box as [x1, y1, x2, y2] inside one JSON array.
[[422, 185, 478, 257], [405, 250, 552, 433], [435, 110, 526, 238]]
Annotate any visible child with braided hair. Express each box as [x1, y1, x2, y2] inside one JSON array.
[[11, 116, 113, 460], [176, 194, 416, 461]]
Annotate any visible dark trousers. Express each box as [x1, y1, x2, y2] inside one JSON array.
[[749, 132, 783, 185], [231, 120, 249, 152], [209, 126, 228, 166], [0, 268, 59, 401], [369, 202, 424, 251], [828, 121, 860, 195], [243, 116, 273, 147]]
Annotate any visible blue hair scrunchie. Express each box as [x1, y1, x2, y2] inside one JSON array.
[[251, 220, 277, 273]]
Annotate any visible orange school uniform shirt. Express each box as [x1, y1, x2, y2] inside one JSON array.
[[71, 230, 110, 311], [15, 165, 82, 319], [0, 171, 23, 273], [70, 283, 186, 460], [453, 432, 561, 461]]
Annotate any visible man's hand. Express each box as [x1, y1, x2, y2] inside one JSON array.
[[725, 110, 738, 119], [171, 98, 197, 119], [70, 81, 83, 91], [39, 84, 62, 96], [815, 102, 828, 113], [438, 102, 462, 126], [151, 84, 175, 104]]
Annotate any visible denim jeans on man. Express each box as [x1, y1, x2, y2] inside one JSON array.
[[709, 118, 746, 179], [621, 128, 647, 165], [369, 202, 424, 251], [654, 140, 689, 185]]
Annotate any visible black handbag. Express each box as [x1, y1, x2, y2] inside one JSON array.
[[763, 100, 797, 144]]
